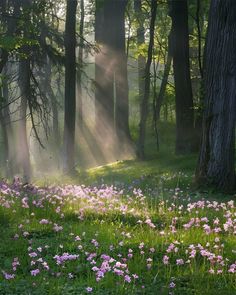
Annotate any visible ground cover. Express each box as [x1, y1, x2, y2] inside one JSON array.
[[0, 165, 235, 294]]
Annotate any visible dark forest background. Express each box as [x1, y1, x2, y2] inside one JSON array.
[[0, 0, 235, 192]]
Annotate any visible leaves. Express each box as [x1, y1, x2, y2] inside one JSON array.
[[0, 36, 39, 52]]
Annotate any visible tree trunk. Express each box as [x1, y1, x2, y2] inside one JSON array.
[[195, 0, 236, 192], [0, 108, 9, 175], [18, 59, 31, 182], [63, 0, 77, 173], [45, 58, 60, 147], [134, 0, 146, 139], [155, 31, 172, 122], [95, 0, 116, 160], [169, 0, 195, 154], [113, 0, 132, 150], [0, 65, 15, 177], [137, 0, 157, 159], [77, 0, 84, 129]]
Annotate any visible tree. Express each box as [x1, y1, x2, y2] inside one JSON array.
[[95, 0, 115, 157], [95, 0, 131, 159], [77, 0, 85, 129], [169, 0, 195, 154], [63, 0, 78, 173], [134, 0, 146, 135], [137, 0, 157, 159], [113, 0, 132, 148], [195, 0, 236, 192], [18, 55, 32, 182], [154, 30, 172, 122]]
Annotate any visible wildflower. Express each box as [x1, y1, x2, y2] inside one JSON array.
[[86, 287, 93, 293], [29, 252, 37, 258], [169, 282, 176, 288], [124, 275, 131, 283], [163, 255, 169, 265], [176, 259, 184, 265], [39, 219, 49, 225], [53, 224, 63, 232], [68, 273, 74, 279], [23, 231, 29, 237], [3, 272, 15, 280], [31, 269, 40, 276]]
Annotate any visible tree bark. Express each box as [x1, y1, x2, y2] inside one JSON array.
[[63, 0, 78, 173], [18, 58, 31, 182], [0, 65, 14, 177], [195, 0, 236, 192], [134, 0, 146, 134], [137, 0, 157, 159], [169, 0, 195, 154], [113, 0, 132, 149], [77, 0, 84, 129], [95, 0, 116, 160], [155, 31, 172, 122], [45, 58, 60, 147]]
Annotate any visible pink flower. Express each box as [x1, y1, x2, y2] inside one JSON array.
[[176, 259, 184, 265], [169, 282, 176, 288], [31, 269, 40, 276], [124, 275, 131, 283], [3, 272, 15, 280], [86, 287, 93, 292], [163, 255, 169, 265], [29, 252, 37, 258], [39, 219, 49, 225], [53, 224, 63, 232]]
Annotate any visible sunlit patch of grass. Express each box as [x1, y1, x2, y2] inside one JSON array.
[[0, 177, 235, 295]]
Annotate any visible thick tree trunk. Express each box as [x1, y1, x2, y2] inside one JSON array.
[[0, 110, 9, 174], [63, 0, 77, 173], [196, 0, 236, 192], [137, 0, 157, 159], [95, 0, 116, 160], [0, 66, 15, 177], [113, 0, 132, 149], [95, 0, 132, 160], [169, 0, 195, 154]]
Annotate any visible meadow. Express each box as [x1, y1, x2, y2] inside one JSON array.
[[0, 125, 235, 295]]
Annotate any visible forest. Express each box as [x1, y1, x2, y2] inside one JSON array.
[[0, 0, 235, 294]]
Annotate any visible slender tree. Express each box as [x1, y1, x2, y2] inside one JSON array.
[[137, 0, 157, 159], [45, 58, 60, 147], [63, 0, 78, 173], [169, 0, 195, 154], [134, 0, 146, 131], [18, 56, 31, 182], [154, 30, 172, 122], [77, 0, 85, 129], [196, 0, 236, 192]]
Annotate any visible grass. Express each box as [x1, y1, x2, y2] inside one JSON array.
[[0, 122, 235, 294]]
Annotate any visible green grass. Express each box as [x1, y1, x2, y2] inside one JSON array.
[[0, 122, 235, 294]]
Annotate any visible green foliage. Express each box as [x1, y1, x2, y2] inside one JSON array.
[[0, 36, 39, 52]]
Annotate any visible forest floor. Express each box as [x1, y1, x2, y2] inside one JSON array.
[[0, 123, 235, 295]]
